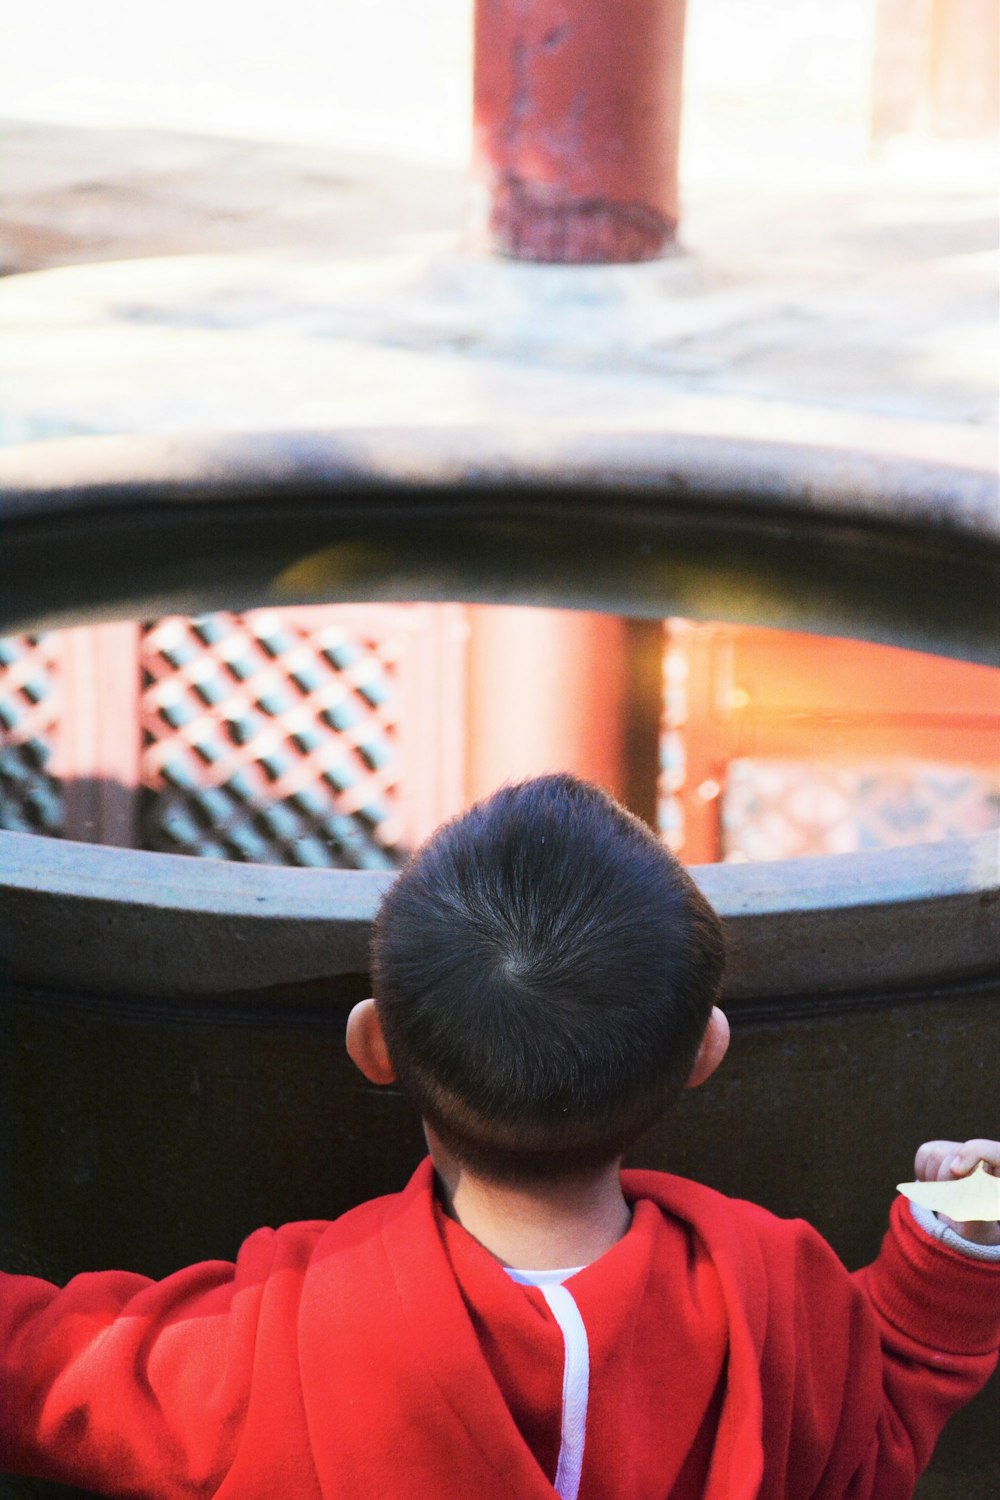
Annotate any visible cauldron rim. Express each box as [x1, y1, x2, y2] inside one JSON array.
[[1, 818, 995, 1015]]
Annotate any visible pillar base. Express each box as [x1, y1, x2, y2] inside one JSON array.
[[489, 177, 677, 264]]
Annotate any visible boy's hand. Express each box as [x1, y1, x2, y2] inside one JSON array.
[[913, 1139, 1000, 1247]]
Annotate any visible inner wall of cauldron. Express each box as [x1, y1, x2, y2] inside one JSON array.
[[7, 492, 997, 667], [3, 601, 997, 870]]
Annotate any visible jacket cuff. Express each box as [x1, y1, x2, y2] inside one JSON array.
[[907, 1201, 1000, 1262], [864, 1195, 1000, 1357]]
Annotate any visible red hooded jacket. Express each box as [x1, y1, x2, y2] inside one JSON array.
[[2, 1159, 998, 1498]]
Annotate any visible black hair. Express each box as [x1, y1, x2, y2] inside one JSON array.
[[371, 774, 724, 1182]]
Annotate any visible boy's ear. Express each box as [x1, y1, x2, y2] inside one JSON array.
[[346, 998, 397, 1086], [685, 1007, 730, 1089]]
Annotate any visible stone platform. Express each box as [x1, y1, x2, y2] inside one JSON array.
[[0, 120, 995, 467]]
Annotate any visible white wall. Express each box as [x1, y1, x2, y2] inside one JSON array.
[[2, 1, 475, 161], [2, 1, 876, 167]]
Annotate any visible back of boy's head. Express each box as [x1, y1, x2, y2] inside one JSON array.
[[371, 774, 725, 1183]]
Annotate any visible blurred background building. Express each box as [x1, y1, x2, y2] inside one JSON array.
[[3, 603, 997, 867]]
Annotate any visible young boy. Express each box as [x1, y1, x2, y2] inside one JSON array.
[[1, 773, 998, 1499]]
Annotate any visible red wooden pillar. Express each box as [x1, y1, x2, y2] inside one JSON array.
[[473, 0, 687, 262], [54, 623, 141, 847], [464, 606, 628, 804]]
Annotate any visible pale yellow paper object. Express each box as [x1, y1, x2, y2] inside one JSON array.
[[896, 1160, 1000, 1222]]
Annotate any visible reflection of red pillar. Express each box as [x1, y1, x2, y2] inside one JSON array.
[[465, 606, 627, 803], [473, 0, 687, 262]]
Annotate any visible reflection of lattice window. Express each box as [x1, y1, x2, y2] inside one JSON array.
[[139, 606, 465, 870], [722, 760, 1000, 862], [0, 635, 63, 835]]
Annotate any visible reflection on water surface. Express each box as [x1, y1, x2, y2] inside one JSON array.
[[1, 603, 997, 867]]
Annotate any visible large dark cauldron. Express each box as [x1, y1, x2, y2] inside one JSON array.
[[1, 429, 997, 1498]]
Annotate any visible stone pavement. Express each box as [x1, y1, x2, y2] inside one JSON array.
[[0, 118, 996, 465]]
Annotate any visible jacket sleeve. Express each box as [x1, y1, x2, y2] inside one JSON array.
[[841, 1197, 1000, 1498], [0, 1225, 310, 1498], [746, 1197, 999, 1500]]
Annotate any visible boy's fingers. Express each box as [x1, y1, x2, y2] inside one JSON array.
[[914, 1141, 960, 1181], [914, 1139, 1000, 1182], [946, 1139, 1000, 1178]]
